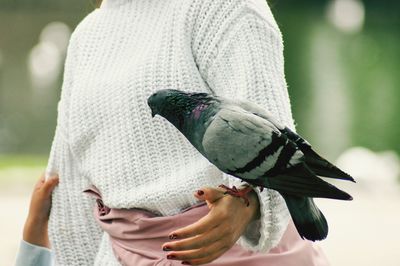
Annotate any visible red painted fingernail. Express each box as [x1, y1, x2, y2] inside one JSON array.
[[197, 190, 204, 196], [169, 234, 178, 239], [167, 254, 176, 260], [182, 261, 191, 265], [163, 246, 172, 251]]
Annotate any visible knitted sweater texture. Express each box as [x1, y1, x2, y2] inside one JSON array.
[[45, 0, 295, 264]]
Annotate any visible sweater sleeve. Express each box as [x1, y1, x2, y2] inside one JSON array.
[[192, 1, 294, 253], [45, 30, 103, 265], [15, 240, 53, 266]]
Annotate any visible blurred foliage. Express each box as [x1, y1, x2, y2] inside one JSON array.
[[0, 155, 46, 185], [0, 0, 100, 12], [0, 154, 47, 169], [272, 1, 400, 158]]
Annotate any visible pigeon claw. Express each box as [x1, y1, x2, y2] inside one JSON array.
[[218, 184, 253, 207]]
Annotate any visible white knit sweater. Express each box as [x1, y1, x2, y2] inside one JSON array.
[[45, 0, 295, 264]]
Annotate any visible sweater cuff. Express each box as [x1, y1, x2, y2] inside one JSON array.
[[15, 240, 53, 266], [221, 172, 290, 253]]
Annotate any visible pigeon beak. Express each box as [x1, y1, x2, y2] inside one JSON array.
[[151, 110, 156, 118]]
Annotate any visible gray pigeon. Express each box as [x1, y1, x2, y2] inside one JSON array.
[[147, 89, 355, 241]]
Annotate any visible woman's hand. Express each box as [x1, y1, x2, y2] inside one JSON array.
[[23, 172, 59, 248], [162, 185, 261, 265]]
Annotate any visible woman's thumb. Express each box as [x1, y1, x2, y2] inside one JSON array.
[[43, 174, 59, 195]]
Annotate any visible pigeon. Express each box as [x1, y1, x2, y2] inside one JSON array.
[[147, 89, 355, 241]]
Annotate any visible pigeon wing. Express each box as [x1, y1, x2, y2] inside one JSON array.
[[201, 107, 289, 180], [232, 98, 285, 130]]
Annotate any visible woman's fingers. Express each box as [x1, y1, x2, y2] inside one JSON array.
[[187, 246, 230, 265], [28, 173, 59, 218], [164, 223, 228, 251], [42, 174, 59, 196], [166, 238, 229, 263], [168, 208, 220, 239]]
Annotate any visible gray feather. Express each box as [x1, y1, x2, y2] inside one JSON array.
[[202, 106, 286, 179]]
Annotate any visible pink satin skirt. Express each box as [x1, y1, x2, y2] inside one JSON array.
[[84, 186, 330, 266]]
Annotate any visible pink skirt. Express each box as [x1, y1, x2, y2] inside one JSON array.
[[84, 186, 330, 266]]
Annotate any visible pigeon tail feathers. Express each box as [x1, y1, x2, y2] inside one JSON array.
[[282, 194, 328, 241], [303, 147, 355, 182], [245, 163, 353, 200]]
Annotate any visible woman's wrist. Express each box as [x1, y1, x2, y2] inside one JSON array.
[[247, 188, 261, 221], [23, 218, 50, 248]]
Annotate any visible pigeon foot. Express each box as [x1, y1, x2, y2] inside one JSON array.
[[218, 184, 253, 207]]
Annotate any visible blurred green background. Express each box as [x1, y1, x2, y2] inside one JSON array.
[[0, 0, 399, 265], [1, 0, 399, 165]]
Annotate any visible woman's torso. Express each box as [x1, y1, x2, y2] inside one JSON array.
[[66, 0, 232, 214]]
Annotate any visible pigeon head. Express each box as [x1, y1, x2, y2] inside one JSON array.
[[147, 89, 213, 130]]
